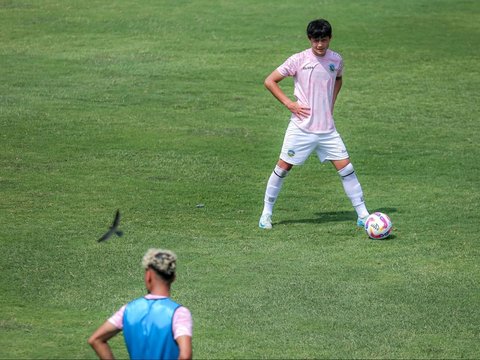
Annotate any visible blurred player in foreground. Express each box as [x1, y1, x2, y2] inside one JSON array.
[[259, 18, 369, 230], [88, 249, 192, 360]]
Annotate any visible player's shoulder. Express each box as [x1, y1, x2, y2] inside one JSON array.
[[278, 49, 311, 75], [284, 49, 314, 67], [326, 49, 343, 61], [176, 305, 192, 315], [174, 305, 193, 321], [285, 48, 311, 60]]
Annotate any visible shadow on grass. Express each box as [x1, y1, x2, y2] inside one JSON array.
[[276, 207, 398, 226], [376, 233, 397, 241]]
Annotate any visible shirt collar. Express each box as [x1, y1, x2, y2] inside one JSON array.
[[145, 294, 168, 299]]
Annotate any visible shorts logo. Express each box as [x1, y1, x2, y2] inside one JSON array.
[[329, 64, 335, 72], [287, 149, 295, 157]]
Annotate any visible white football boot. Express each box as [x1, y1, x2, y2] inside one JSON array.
[[259, 214, 273, 229]]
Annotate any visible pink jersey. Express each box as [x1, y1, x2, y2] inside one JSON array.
[[277, 48, 344, 134], [108, 294, 193, 339]]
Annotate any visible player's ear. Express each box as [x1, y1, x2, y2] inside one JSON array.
[[145, 268, 152, 285]]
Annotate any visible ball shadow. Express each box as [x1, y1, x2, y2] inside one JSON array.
[[275, 207, 398, 226]]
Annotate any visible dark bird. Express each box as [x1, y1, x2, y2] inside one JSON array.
[[98, 210, 124, 242]]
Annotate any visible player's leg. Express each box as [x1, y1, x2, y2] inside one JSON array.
[[259, 123, 313, 229], [259, 159, 293, 229], [332, 159, 369, 226], [315, 131, 369, 226]]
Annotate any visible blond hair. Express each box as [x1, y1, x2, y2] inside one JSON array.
[[142, 248, 177, 282]]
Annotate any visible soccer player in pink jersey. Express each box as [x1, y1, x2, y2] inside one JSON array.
[[259, 19, 370, 230], [88, 249, 192, 360]]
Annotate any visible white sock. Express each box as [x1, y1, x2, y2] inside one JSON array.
[[262, 165, 289, 215], [338, 163, 369, 218]]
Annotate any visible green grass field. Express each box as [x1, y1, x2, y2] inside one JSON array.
[[1, 0, 479, 358]]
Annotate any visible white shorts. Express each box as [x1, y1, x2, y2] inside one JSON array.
[[280, 122, 349, 165]]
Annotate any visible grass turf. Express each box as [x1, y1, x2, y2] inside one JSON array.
[[1, 0, 479, 358]]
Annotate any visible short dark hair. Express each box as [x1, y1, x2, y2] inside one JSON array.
[[306, 19, 332, 39], [142, 248, 177, 284]]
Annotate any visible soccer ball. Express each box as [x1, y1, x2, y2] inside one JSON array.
[[364, 212, 392, 239]]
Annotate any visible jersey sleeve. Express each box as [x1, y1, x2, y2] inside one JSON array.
[[276, 53, 300, 77], [107, 304, 126, 329], [172, 306, 193, 339], [337, 57, 344, 77]]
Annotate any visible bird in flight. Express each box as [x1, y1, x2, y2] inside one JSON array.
[[98, 210, 123, 242]]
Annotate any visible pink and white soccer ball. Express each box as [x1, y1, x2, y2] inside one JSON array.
[[364, 212, 392, 239]]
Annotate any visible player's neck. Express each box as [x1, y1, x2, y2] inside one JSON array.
[[149, 284, 171, 297]]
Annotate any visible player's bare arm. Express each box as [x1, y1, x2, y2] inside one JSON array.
[[176, 335, 193, 360], [332, 76, 342, 114], [88, 321, 121, 359], [264, 70, 311, 119]]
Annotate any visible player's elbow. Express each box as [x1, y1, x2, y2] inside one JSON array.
[[264, 77, 274, 90], [87, 335, 96, 348], [87, 334, 102, 348]]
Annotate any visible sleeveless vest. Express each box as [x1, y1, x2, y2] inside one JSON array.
[[123, 297, 181, 359]]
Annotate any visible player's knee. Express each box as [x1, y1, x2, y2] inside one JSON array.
[[337, 163, 354, 178], [274, 165, 290, 178]]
